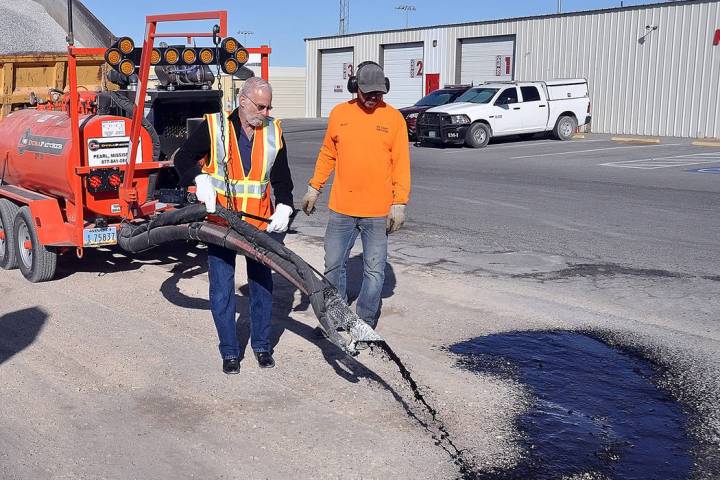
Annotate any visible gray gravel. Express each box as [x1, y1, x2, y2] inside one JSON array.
[[0, 0, 79, 54]]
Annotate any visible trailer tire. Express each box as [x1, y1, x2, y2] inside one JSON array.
[[464, 122, 491, 148], [553, 115, 577, 141], [0, 199, 20, 270], [13, 206, 57, 282]]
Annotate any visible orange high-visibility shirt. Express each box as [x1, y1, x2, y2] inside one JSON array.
[[309, 100, 411, 217]]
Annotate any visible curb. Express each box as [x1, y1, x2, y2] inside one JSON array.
[[692, 140, 720, 147], [572, 134, 586, 139], [610, 136, 660, 144]]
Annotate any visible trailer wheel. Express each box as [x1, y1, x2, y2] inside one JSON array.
[[464, 122, 491, 148], [13, 206, 57, 283], [553, 115, 577, 141], [0, 199, 20, 270]]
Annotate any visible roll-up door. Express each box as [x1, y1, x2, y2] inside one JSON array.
[[319, 48, 354, 117], [381, 42, 424, 108], [458, 36, 515, 85]]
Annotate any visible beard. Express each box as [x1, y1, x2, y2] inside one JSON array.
[[247, 114, 265, 127]]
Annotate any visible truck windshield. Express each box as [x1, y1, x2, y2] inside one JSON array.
[[416, 91, 455, 107], [455, 88, 498, 104]]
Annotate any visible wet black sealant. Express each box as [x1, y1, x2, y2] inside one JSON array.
[[372, 342, 481, 479], [450, 331, 694, 480]]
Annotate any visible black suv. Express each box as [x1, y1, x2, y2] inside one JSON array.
[[399, 85, 472, 139]]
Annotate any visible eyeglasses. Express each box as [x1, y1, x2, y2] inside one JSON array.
[[244, 95, 273, 112]]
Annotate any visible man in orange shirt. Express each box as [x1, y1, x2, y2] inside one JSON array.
[[302, 61, 411, 329]]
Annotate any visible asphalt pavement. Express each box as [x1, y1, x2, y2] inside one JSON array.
[[1, 122, 718, 479]]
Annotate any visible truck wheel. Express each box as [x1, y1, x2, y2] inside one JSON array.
[[554, 115, 577, 141], [0, 199, 20, 270], [13, 206, 57, 282], [465, 123, 491, 148]]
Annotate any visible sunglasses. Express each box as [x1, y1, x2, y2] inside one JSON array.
[[244, 95, 273, 112]]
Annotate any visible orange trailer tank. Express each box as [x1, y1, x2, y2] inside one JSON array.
[[0, 109, 155, 218]]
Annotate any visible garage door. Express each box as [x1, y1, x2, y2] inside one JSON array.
[[320, 48, 354, 117], [459, 36, 515, 85], [381, 43, 424, 109]]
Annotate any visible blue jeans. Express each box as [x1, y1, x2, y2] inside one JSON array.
[[207, 243, 273, 359], [324, 210, 388, 325]]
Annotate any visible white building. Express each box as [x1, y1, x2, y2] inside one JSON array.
[[305, 0, 720, 139]]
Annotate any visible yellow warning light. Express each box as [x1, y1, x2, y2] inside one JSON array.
[[106, 48, 122, 65], [117, 37, 134, 54], [150, 48, 162, 65], [119, 59, 135, 76], [164, 48, 180, 65], [234, 49, 249, 64], [221, 37, 238, 53], [199, 48, 214, 64], [223, 59, 239, 74], [182, 48, 197, 64]]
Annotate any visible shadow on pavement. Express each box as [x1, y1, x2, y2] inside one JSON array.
[[0, 307, 48, 365]]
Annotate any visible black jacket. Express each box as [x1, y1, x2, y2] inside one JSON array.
[[174, 109, 294, 207]]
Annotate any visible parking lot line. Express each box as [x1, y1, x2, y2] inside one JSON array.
[[599, 152, 720, 169], [510, 143, 683, 160]]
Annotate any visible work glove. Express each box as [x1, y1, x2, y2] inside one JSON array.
[[266, 204, 293, 233], [302, 185, 321, 215], [386, 204, 406, 234], [194, 174, 217, 213]]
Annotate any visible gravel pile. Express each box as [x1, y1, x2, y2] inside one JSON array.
[[0, 0, 82, 54]]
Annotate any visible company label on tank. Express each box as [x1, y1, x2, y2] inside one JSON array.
[[17, 129, 67, 155], [87, 136, 142, 167]]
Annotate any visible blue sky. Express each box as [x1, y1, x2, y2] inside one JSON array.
[[82, 0, 671, 66]]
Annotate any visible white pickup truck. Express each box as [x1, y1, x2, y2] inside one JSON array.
[[416, 79, 591, 148]]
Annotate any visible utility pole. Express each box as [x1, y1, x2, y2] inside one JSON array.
[[557, 0, 562, 13], [395, 5, 416, 29], [339, 0, 350, 35]]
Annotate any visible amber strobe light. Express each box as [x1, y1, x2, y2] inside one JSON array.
[[118, 59, 135, 76], [164, 48, 180, 65], [117, 37, 134, 54], [234, 49, 249, 63], [223, 59, 239, 74], [221, 37, 238, 53], [199, 48, 214, 64], [182, 48, 197, 64], [105, 48, 122, 65], [150, 48, 162, 65]]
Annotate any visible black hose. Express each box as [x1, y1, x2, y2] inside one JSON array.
[[109, 91, 161, 161]]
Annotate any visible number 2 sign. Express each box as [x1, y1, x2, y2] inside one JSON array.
[[410, 59, 423, 78]]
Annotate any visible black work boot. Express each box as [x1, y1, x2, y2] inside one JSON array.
[[254, 351, 275, 369], [222, 357, 240, 374]]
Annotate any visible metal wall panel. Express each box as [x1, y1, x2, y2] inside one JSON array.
[[305, 0, 719, 138]]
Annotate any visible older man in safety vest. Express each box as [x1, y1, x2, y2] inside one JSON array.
[[175, 77, 294, 374]]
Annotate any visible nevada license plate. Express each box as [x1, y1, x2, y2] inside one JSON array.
[[83, 227, 117, 247], [428, 130, 437, 138]]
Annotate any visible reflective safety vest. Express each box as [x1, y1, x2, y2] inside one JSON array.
[[201, 112, 283, 230]]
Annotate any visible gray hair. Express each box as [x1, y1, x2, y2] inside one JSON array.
[[240, 76, 272, 97]]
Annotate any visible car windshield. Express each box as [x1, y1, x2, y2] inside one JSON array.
[[455, 88, 498, 104], [415, 91, 456, 107]]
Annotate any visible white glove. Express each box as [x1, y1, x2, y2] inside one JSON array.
[[386, 204, 406, 234], [194, 174, 217, 213], [266, 203, 293, 233]]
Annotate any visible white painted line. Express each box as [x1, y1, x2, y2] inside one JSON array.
[[600, 151, 720, 169], [510, 143, 683, 159]]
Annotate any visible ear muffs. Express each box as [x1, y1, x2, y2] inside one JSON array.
[[347, 61, 390, 94]]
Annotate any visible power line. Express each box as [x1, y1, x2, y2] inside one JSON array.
[[395, 5, 416, 29]]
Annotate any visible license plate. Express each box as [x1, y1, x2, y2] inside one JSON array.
[[428, 130, 437, 138], [448, 132, 459, 138], [83, 227, 117, 247]]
